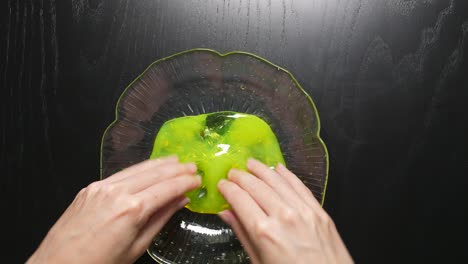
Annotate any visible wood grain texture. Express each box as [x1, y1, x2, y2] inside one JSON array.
[[2, 0, 468, 263]]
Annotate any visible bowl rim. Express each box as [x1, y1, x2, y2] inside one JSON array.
[[99, 48, 329, 262]]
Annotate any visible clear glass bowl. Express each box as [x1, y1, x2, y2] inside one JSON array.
[[100, 49, 328, 264]]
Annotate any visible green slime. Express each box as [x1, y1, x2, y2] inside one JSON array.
[[150, 111, 285, 214]]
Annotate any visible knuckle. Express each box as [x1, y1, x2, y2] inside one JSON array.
[[322, 214, 335, 229], [254, 220, 271, 237], [317, 211, 332, 226], [123, 197, 144, 217], [77, 187, 88, 197], [281, 208, 299, 224], [85, 182, 102, 195], [74, 187, 89, 203], [100, 183, 119, 196]]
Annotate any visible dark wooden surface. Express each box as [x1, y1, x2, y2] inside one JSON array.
[[2, 0, 468, 263]]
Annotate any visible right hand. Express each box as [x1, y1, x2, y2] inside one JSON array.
[[217, 159, 353, 264]]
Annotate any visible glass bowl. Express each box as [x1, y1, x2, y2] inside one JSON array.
[[100, 49, 329, 264]]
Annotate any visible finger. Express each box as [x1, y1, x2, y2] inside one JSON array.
[[132, 196, 189, 254], [218, 179, 266, 231], [247, 159, 306, 210], [139, 174, 201, 216], [116, 162, 197, 193], [104, 156, 179, 183], [218, 210, 260, 264], [275, 163, 322, 209], [228, 169, 288, 216]]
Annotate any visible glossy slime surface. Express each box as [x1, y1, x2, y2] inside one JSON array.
[[150, 111, 285, 214]]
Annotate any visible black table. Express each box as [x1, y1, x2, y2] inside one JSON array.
[[2, 0, 468, 263]]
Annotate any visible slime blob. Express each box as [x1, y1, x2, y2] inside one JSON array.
[[150, 111, 285, 214]]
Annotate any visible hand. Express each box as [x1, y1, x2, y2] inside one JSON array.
[[27, 156, 201, 264], [217, 159, 353, 264]]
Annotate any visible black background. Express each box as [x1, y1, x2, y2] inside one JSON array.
[[2, 0, 468, 263]]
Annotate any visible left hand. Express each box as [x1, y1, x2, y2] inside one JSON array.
[[27, 156, 201, 264]]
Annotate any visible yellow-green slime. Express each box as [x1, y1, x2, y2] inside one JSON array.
[[150, 111, 285, 214]]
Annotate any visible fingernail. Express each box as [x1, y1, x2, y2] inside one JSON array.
[[247, 158, 259, 167], [177, 197, 190, 207], [218, 210, 228, 221], [166, 155, 179, 161], [227, 169, 238, 179], [195, 175, 202, 185], [218, 210, 233, 224], [277, 163, 285, 170], [186, 162, 197, 172], [218, 179, 227, 188]]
